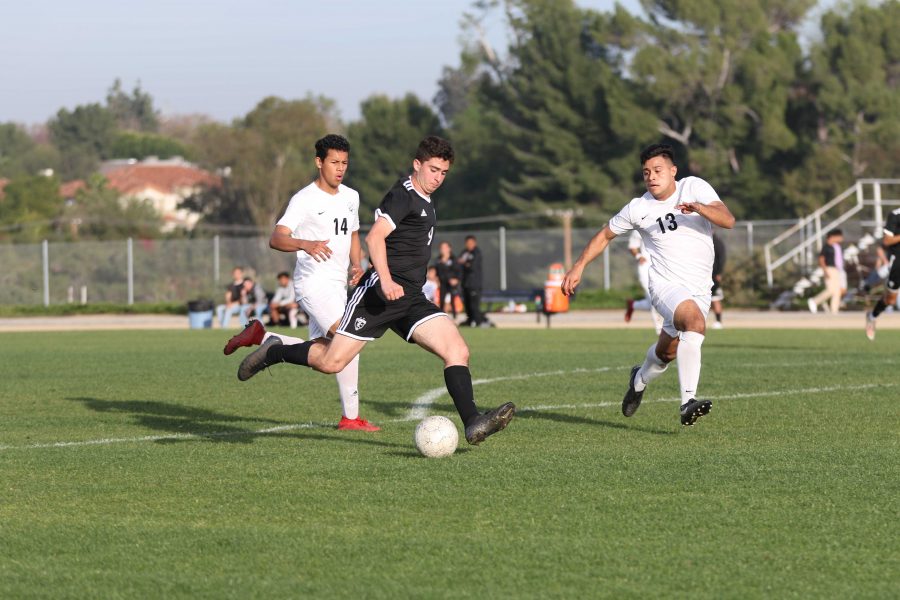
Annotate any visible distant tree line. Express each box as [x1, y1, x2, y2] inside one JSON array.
[[0, 0, 897, 242]]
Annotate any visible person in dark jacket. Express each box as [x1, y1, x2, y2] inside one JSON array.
[[458, 235, 489, 327]]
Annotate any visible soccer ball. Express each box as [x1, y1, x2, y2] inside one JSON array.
[[414, 415, 459, 458]]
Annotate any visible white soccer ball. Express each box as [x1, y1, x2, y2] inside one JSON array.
[[414, 415, 459, 458]]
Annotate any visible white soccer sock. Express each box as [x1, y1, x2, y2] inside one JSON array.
[[263, 332, 305, 345], [635, 343, 667, 392], [288, 308, 298, 329], [676, 331, 704, 406], [336, 354, 360, 419]]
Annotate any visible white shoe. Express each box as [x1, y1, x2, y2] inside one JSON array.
[[865, 311, 876, 341], [807, 298, 818, 314], [712, 321, 723, 329]]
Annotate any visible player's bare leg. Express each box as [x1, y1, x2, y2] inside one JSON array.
[[411, 316, 515, 445]]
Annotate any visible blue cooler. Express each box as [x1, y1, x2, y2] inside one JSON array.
[[187, 299, 214, 329]]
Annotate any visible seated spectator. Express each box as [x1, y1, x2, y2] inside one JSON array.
[[239, 275, 267, 326], [269, 271, 300, 328], [216, 267, 246, 328]]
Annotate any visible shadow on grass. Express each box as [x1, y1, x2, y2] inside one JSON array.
[[67, 396, 408, 450], [521, 410, 676, 436]]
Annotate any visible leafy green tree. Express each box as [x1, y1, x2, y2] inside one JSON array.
[[188, 96, 338, 230], [109, 131, 189, 160], [346, 94, 444, 214], [48, 103, 117, 179], [0, 123, 61, 179], [459, 0, 656, 221], [790, 0, 900, 204], [0, 174, 61, 241], [629, 0, 814, 218], [106, 79, 159, 132]]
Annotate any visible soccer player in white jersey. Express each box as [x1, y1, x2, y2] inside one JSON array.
[[223, 134, 379, 432], [562, 143, 735, 426], [625, 229, 663, 334]]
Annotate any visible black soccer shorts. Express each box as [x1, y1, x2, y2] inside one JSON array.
[[336, 271, 447, 342]]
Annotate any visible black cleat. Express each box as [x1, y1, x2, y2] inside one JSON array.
[[680, 398, 712, 426], [464, 402, 516, 445], [237, 336, 282, 381], [622, 365, 644, 417]]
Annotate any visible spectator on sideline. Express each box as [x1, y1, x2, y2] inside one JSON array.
[[459, 235, 490, 327], [269, 271, 300, 328], [434, 241, 462, 317], [423, 265, 441, 307], [808, 229, 846, 314], [216, 267, 246, 328], [240, 275, 267, 325]]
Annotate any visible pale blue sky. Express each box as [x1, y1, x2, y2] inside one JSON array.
[[0, 1, 830, 127]]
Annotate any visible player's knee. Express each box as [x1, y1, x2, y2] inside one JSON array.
[[444, 342, 469, 366]]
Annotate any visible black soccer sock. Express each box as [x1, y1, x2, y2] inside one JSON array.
[[267, 341, 312, 366], [872, 298, 888, 318], [444, 365, 480, 426]]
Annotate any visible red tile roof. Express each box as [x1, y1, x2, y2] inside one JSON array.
[[59, 179, 86, 198], [105, 164, 221, 196]]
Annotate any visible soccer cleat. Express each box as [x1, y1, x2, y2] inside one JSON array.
[[680, 398, 712, 426], [224, 319, 265, 355], [807, 298, 818, 314], [711, 321, 723, 329], [337, 416, 381, 432], [624, 299, 635, 322], [621, 365, 644, 417], [464, 402, 516, 445], [237, 336, 282, 381], [865, 311, 876, 341]]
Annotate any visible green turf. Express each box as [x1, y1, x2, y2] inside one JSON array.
[[1, 327, 898, 598]]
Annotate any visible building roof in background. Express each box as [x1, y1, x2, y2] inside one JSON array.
[[59, 179, 86, 199], [105, 161, 221, 196]]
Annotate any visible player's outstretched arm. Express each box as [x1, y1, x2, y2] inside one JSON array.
[[562, 226, 616, 296], [366, 218, 404, 301], [675, 201, 735, 229], [269, 225, 332, 261]]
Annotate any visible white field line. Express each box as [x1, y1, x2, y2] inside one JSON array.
[[0, 376, 892, 452]]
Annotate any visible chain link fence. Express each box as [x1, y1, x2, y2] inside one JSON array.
[[1, 220, 800, 307]]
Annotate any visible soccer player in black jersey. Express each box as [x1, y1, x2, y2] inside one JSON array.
[[238, 136, 515, 445], [865, 207, 900, 341]]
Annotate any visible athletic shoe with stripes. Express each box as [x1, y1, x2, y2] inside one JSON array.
[[680, 398, 712, 426]]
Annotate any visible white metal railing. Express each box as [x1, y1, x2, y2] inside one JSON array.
[[764, 179, 900, 286]]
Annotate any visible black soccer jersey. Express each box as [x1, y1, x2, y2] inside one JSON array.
[[884, 208, 900, 259], [374, 177, 437, 292]]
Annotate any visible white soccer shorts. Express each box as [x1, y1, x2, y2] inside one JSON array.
[[296, 280, 348, 339], [650, 279, 711, 337]]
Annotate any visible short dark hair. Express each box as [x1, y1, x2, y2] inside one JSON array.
[[315, 134, 350, 161], [827, 228, 843, 238], [415, 136, 454, 165], [277, 271, 290, 279], [640, 143, 675, 165], [465, 235, 476, 242]]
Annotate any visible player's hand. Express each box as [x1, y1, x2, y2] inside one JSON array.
[[349, 265, 364, 286], [380, 278, 405, 301], [301, 240, 332, 262], [675, 202, 700, 215], [561, 267, 582, 297]]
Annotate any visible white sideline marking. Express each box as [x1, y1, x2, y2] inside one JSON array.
[[0, 378, 892, 452]]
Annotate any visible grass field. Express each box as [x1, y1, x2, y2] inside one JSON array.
[[1, 327, 898, 598]]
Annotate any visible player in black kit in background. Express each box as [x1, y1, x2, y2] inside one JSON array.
[[237, 136, 515, 445]]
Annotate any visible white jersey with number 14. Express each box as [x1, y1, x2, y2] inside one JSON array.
[[277, 181, 360, 286]]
